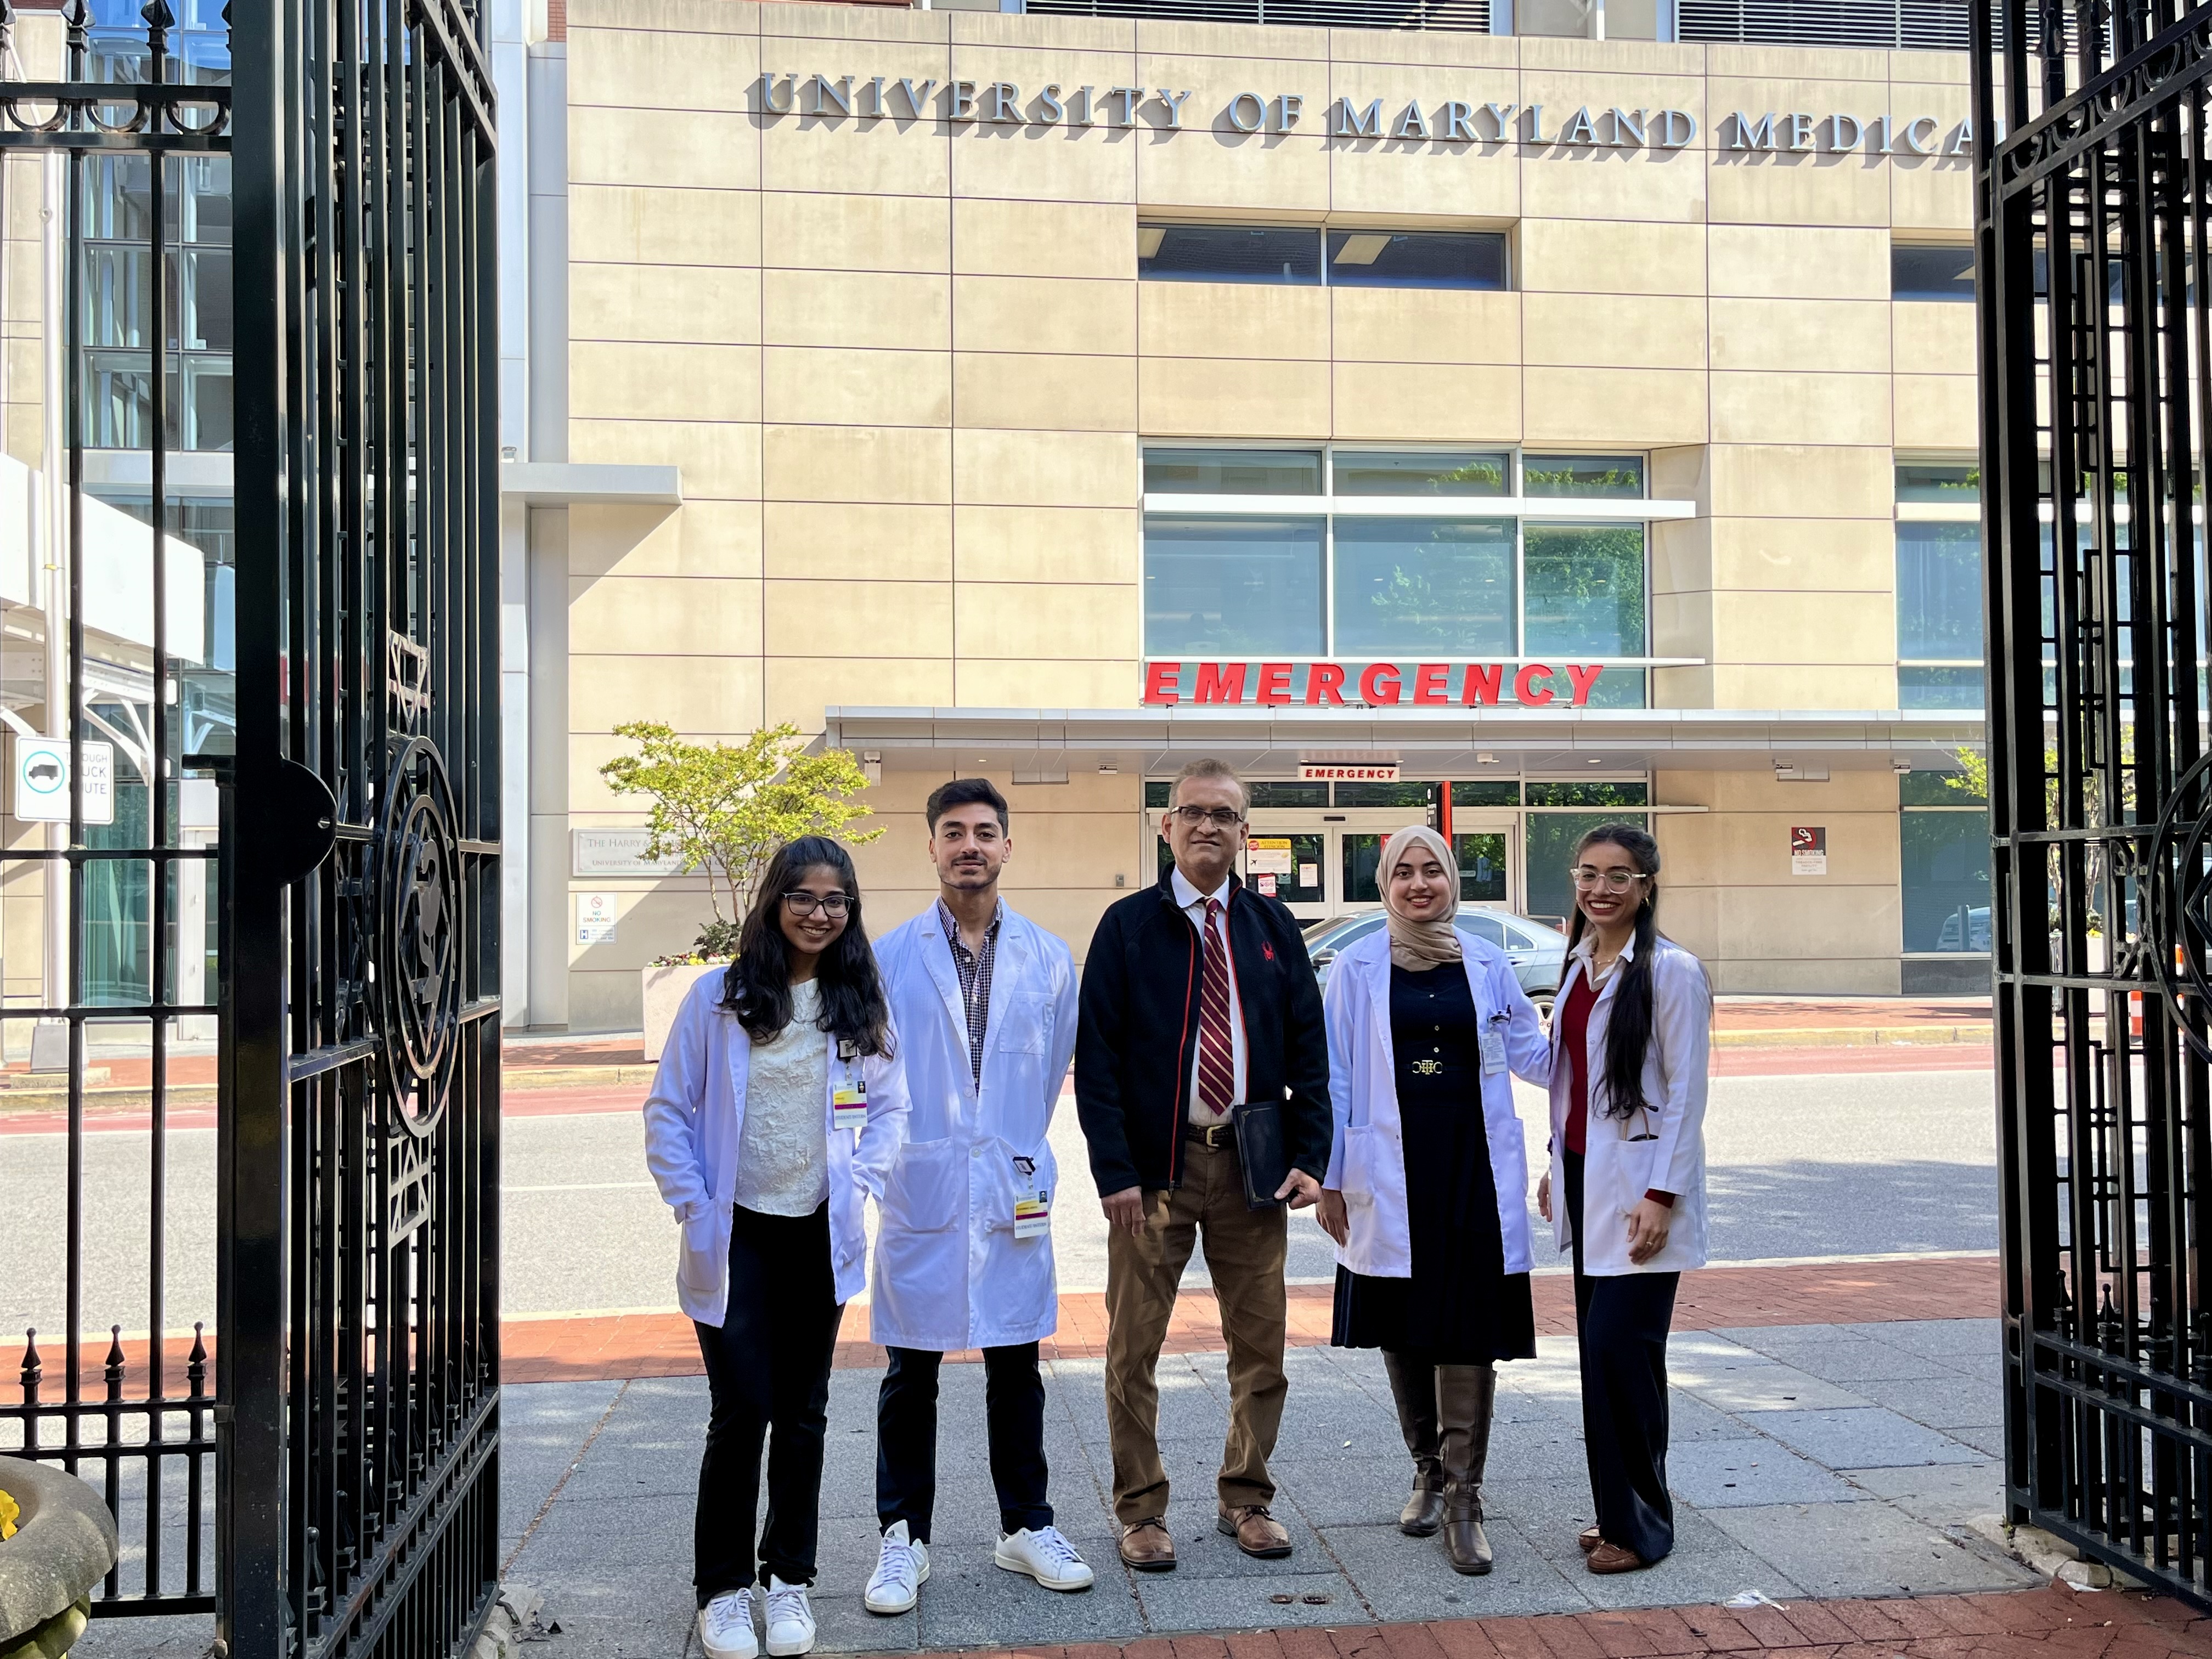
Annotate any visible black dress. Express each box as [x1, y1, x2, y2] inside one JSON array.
[[1331, 960, 1538, 1363]]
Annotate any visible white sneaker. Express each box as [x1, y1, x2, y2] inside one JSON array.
[[994, 1524, 1096, 1592], [763, 1576, 816, 1657], [697, 1588, 758, 1659], [863, 1520, 930, 1615]]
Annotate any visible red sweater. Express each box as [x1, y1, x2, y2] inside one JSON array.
[[1558, 964, 1673, 1206]]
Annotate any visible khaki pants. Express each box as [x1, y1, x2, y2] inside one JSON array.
[[1103, 1138, 1289, 1525]]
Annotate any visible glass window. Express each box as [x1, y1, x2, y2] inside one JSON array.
[[1899, 667, 1986, 709], [1895, 461, 1980, 504], [1145, 782, 1172, 808], [1333, 450, 1509, 496], [1139, 224, 1322, 285], [1525, 781, 1648, 807], [1145, 448, 1322, 496], [1333, 517, 1516, 656], [1246, 782, 1330, 808], [1514, 0, 1592, 32], [1343, 833, 1385, 904], [1451, 781, 1521, 806], [1525, 812, 1651, 930], [1523, 523, 1647, 708], [1897, 522, 1985, 661], [1893, 243, 1976, 301], [1523, 455, 1645, 498], [1249, 831, 1324, 904], [1326, 231, 1508, 291], [1143, 516, 1325, 656], [1900, 768, 1987, 807], [1454, 832, 1508, 903], [1902, 810, 1991, 953], [1457, 909, 1508, 944], [1336, 781, 1437, 808]]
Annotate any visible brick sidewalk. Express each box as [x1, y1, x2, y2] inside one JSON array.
[[969, 1585, 2208, 1659], [499, 1251, 2000, 1384]]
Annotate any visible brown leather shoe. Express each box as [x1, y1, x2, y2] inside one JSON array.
[[1119, 1519, 1176, 1572], [1586, 1539, 1648, 1575], [1578, 1525, 1603, 1554], [1217, 1504, 1293, 1559]]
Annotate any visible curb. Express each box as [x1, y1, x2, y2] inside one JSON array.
[[1712, 1024, 1992, 1049]]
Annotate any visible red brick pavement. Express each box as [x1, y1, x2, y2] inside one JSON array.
[[498, 1252, 2000, 1384], [981, 1587, 2209, 1659]]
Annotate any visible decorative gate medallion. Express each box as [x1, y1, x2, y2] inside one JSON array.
[[376, 736, 464, 1135]]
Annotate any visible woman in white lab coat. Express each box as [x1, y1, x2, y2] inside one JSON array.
[[1535, 822, 1710, 1577], [642, 834, 909, 1659], [1314, 825, 1551, 1576]]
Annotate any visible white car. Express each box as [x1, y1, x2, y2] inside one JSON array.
[[1304, 910, 1572, 1006]]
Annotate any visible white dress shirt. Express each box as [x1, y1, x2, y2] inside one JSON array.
[[1171, 866, 1248, 1120]]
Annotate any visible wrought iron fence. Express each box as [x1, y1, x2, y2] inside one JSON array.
[[1974, 0, 2212, 1612], [0, 0, 501, 1652]]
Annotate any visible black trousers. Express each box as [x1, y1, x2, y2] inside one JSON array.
[[876, 1342, 1051, 1541], [693, 1203, 845, 1604], [1564, 1150, 1680, 1565]]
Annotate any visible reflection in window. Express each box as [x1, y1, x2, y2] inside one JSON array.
[[1144, 448, 1322, 495], [1333, 450, 1508, 496], [1523, 455, 1645, 497], [1893, 243, 1975, 301], [1143, 515, 1325, 656], [1901, 810, 1990, 952], [1138, 224, 1321, 285], [1897, 521, 1984, 708], [1455, 832, 1508, 902], [1326, 231, 1507, 290], [1524, 523, 1646, 707], [1333, 517, 1515, 656], [1524, 811, 1650, 930], [1899, 667, 1985, 709], [1895, 461, 1980, 503], [1452, 781, 1521, 806]]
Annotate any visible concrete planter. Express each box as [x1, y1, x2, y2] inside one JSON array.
[[0, 1457, 118, 1659], [642, 961, 726, 1062]]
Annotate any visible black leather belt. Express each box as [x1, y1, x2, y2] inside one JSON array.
[[1183, 1120, 1236, 1149]]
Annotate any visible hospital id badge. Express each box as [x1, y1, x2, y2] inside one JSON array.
[[1013, 1186, 1052, 1239], [832, 1076, 867, 1132], [1479, 1026, 1508, 1076]]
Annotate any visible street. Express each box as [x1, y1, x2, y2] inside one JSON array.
[[3, 1061, 1999, 1345]]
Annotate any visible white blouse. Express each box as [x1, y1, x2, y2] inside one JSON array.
[[730, 978, 832, 1216]]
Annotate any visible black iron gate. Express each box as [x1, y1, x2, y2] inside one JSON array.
[[0, 0, 501, 1653], [1974, 0, 2212, 1611]]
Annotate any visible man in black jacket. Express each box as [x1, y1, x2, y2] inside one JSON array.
[[1075, 757, 1332, 1573]]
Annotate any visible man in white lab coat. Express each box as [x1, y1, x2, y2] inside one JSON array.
[[862, 778, 1094, 1615]]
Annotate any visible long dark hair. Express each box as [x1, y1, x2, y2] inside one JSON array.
[[720, 836, 894, 1057], [1565, 823, 1663, 1119]]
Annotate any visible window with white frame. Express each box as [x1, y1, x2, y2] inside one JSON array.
[[1142, 447, 1657, 708]]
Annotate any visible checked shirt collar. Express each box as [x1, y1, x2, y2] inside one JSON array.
[[935, 897, 1003, 1090]]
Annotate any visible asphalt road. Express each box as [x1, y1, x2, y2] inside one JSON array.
[[2, 1064, 1999, 1343]]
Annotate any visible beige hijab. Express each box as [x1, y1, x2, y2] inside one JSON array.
[[1378, 824, 1463, 971]]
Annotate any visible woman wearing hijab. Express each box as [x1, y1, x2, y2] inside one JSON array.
[[1314, 826, 1550, 1575]]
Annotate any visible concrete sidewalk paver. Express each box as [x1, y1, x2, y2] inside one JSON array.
[[498, 1318, 2039, 1657]]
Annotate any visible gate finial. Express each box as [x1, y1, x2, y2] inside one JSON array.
[[19, 1328, 40, 1407]]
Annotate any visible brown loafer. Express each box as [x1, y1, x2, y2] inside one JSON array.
[[1217, 1504, 1293, 1559], [1119, 1519, 1176, 1572], [1578, 1525, 1602, 1553], [1586, 1539, 1647, 1574]]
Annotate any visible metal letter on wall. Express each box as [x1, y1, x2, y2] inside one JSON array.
[[1974, 0, 2211, 1612]]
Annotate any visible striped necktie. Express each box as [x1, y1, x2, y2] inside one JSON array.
[[1197, 897, 1235, 1120]]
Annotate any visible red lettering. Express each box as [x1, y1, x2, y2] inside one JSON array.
[[1412, 663, 1449, 704], [1256, 662, 1293, 705], [1359, 663, 1402, 706], [1514, 663, 1557, 706], [1565, 663, 1604, 706], [1305, 663, 1347, 706], [1194, 662, 1248, 704], [1460, 663, 1503, 706], [1143, 661, 1182, 704]]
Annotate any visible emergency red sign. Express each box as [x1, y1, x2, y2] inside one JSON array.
[[1142, 661, 1606, 708]]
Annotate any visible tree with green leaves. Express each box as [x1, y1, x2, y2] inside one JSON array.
[[599, 721, 882, 957]]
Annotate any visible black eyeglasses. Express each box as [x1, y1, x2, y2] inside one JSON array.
[[1169, 805, 1245, 828], [782, 891, 852, 918]]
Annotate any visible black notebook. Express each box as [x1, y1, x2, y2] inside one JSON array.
[[1231, 1100, 1290, 1211]]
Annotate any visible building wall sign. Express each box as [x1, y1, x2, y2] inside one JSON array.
[[573, 826, 683, 877], [1300, 764, 1401, 781], [1143, 660, 1605, 707], [757, 74, 1967, 156]]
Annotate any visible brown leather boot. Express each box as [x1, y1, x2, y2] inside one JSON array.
[[1383, 1350, 1446, 1536], [1436, 1363, 1497, 1575]]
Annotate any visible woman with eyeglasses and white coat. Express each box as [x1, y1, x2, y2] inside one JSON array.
[[1535, 823, 1711, 1577], [644, 835, 910, 1659], [1314, 826, 1551, 1576]]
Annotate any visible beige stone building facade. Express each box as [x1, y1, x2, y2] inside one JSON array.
[[504, 0, 1993, 1031]]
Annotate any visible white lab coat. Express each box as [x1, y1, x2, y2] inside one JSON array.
[[869, 905, 1078, 1351], [642, 967, 910, 1323], [1546, 933, 1711, 1277], [1321, 928, 1552, 1278]]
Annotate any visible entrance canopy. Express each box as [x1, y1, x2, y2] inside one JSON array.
[[821, 704, 1987, 777]]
